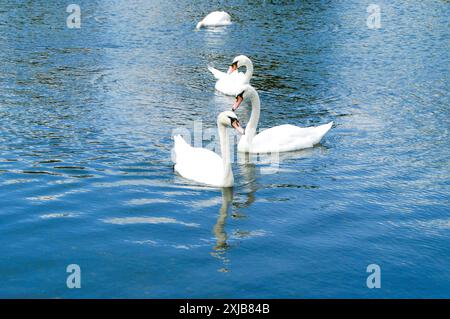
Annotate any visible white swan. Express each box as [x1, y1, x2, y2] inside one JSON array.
[[208, 55, 253, 96], [173, 111, 244, 187], [196, 11, 232, 29], [232, 85, 333, 153]]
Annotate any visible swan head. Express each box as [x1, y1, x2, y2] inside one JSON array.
[[217, 111, 245, 134], [232, 84, 257, 111], [228, 55, 252, 74]]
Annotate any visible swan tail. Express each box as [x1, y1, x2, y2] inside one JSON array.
[[315, 121, 333, 142], [173, 134, 191, 163], [208, 65, 226, 80], [196, 21, 203, 29]]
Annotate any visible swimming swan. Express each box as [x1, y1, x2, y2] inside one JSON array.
[[173, 111, 244, 187], [232, 85, 333, 153], [196, 11, 232, 29], [208, 55, 253, 96]]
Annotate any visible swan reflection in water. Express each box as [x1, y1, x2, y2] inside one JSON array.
[[236, 145, 329, 176], [235, 154, 258, 209], [210, 145, 328, 271], [209, 158, 258, 272], [210, 187, 233, 271]]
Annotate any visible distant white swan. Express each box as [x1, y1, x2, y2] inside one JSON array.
[[196, 11, 232, 29], [208, 55, 253, 96], [173, 111, 244, 187], [232, 85, 333, 153]]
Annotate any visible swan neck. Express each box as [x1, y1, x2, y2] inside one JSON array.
[[244, 61, 253, 82], [218, 122, 233, 185], [246, 91, 260, 138]]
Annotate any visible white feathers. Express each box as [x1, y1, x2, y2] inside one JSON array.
[[236, 86, 333, 153], [207, 65, 227, 80], [196, 11, 232, 29], [209, 56, 253, 96], [174, 16, 335, 187], [241, 122, 334, 153], [173, 111, 241, 187], [174, 134, 226, 186]]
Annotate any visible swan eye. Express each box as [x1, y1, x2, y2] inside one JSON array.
[[228, 116, 238, 125], [230, 62, 238, 68], [235, 91, 244, 100]]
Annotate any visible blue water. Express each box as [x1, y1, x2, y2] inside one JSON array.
[[0, 1, 449, 298]]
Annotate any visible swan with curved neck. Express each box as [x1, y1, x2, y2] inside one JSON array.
[[208, 55, 253, 96], [196, 11, 232, 29], [232, 85, 333, 153], [173, 111, 244, 187]]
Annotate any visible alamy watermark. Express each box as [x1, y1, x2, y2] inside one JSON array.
[[66, 4, 81, 29], [366, 4, 381, 29], [66, 264, 81, 288], [366, 264, 381, 289], [171, 120, 280, 175]]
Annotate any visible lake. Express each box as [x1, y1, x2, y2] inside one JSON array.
[[0, 0, 449, 298]]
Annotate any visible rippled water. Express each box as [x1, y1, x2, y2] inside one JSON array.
[[0, 1, 449, 298]]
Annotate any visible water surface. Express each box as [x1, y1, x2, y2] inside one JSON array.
[[0, 0, 449, 297]]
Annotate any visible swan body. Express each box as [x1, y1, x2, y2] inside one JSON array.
[[173, 136, 225, 186], [208, 55, 253, 96], [196, 11, 232, 29], [233, 85, 333, 153], [239, 123, 333, 153], [173, 111, 243, 187]]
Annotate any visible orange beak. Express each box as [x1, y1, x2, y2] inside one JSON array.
[[231, 119, 245, 135], [227, 62, 238, 74], [232, 95, 243, 111]]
